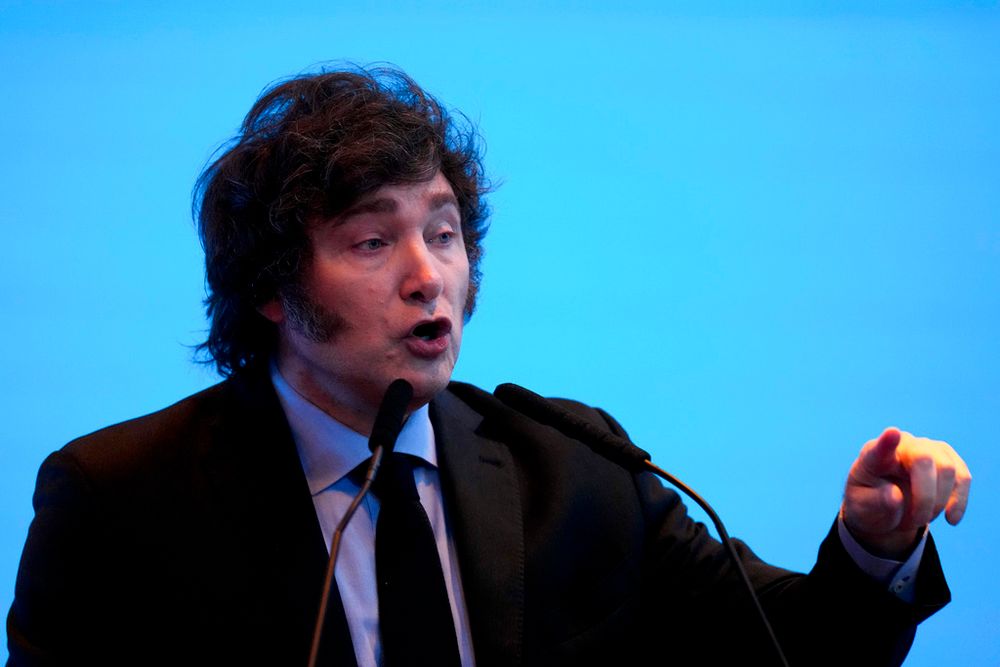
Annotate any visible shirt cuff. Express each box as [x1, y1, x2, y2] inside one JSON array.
[[837, 516, 928, 604]]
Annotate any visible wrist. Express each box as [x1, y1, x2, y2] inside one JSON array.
[[839, 507, 924, 560]]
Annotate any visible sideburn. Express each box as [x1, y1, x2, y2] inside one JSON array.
[[281, 281, 346, 343]]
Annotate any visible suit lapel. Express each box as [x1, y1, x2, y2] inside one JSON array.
[[431, 388, 526, 667]]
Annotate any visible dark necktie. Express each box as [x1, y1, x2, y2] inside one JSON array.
[[374, 453, 462, 667]]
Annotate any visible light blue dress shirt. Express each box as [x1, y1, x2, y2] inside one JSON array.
[[838, 517, 926, 603]]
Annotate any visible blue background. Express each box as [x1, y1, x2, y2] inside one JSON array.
[[2, 2, 998, 663]]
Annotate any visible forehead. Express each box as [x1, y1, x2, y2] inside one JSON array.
[[338, 172, 458, 222]]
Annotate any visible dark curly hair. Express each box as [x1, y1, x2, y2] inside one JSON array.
[[193, 65, 490, 377]]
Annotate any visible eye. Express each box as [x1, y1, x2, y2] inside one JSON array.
[[356, 238, 387, 251], [429, 231, 455, 245]]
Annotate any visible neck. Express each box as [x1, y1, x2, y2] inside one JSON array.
[[270, 361, 387, 437]]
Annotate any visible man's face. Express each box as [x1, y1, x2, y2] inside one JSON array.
[[263, 171, 470, 433]]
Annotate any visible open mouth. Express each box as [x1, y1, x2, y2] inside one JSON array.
[[410, 318, 452, 341]]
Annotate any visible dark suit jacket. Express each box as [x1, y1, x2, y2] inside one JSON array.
[[7, 371, 950, 666]]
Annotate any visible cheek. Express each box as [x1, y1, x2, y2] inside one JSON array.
[[450, 258, 471, 300], [317, 275, 386, 326]]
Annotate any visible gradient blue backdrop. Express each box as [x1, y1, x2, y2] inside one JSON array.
[[2, 2, 998, 663]]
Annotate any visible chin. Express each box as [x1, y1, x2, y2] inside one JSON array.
[[400, 369, 453, 407]]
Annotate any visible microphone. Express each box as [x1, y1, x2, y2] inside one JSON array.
[[493, 382, 789, 667], [307, 379, 414, 667], [368, 379, 415, 454], [494, 383, 651, 471]]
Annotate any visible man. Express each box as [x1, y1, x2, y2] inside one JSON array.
[[7, 66, 970, 666]]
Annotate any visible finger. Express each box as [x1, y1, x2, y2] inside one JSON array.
[[945, 456, 973, 525], [933, 461, 956, 518], [903, 450, 937, 527], [855, 427, 904, 479]]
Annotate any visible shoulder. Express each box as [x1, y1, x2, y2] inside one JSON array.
[[51, 371, 279, 491], [55, 381, 228, 482]]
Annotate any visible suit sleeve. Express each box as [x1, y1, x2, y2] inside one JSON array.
[[592, 406, 951, 667], [7, 451, 108, 665]]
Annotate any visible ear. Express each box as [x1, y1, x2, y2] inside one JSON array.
[[258, 300, 285, 324]]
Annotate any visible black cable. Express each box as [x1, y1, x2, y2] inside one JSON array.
[[642, 459, 789, 667]]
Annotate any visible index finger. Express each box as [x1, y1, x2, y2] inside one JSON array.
[[855, 427, 905, 480]]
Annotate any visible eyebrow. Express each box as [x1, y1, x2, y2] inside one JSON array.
[[336, 190, 460, 223]]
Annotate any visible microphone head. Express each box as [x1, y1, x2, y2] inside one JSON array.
[[368, 379, 414, 454], [494, 383, 555, 425], [494, 382, 652, 471]]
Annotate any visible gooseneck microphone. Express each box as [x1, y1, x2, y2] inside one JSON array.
[[493, 383, 790, 667], [307, 379, 414, 667]]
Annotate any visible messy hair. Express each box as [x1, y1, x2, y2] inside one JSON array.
[[194, 65, 490, 377]]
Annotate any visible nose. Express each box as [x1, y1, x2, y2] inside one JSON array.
[[399, 239, 444, 304]]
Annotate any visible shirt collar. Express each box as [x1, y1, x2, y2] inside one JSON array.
[[270, 365, 437, 496]]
